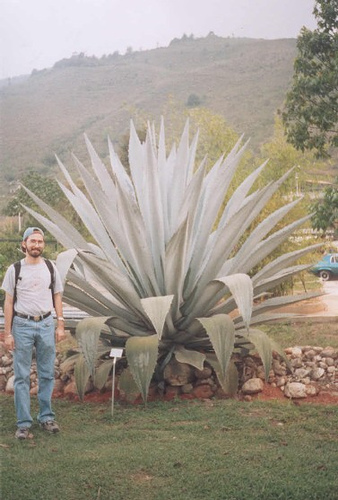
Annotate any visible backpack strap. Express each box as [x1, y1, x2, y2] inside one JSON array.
[[13, 261, 21, 308], [44, 259, 56, 307]]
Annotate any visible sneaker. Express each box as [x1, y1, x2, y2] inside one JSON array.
[[40, 420, 60, 433], [15, 427, 30, 440]]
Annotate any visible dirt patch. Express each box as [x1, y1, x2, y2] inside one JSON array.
[[252, 383, 338, 405]]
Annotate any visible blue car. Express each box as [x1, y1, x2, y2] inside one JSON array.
[[311, 253, 338, 281]]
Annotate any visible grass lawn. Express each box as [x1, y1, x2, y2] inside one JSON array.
[[263, 320, 338, 350], [1, 394, 337, 500]]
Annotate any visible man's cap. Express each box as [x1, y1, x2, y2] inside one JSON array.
[[22, 227, 45, 241]]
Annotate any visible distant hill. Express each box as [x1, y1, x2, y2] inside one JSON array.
[[0, 34, 298, 201]]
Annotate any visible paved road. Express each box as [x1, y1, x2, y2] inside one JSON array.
[[320, 278, 338, 316]]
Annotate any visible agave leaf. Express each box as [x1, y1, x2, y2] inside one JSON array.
[[253, 243, 322, 283], [140, 295, 174, 339], [21, 201, 90, 251], [75, 317, 109, 377], [74, 353, 91, 401], [118, 367, 143, 402], [108, 136, 135, 199], [206, 354, 238, 395], [114, 179, 160, 296], [70, 157, 129, 269], [78, 251, 147, 320], [65, 268, 138, 319], [164, 218, 190, 309], [84, 134, 117, 196], [246, 328, 273, 381], [197, 314, 235, 379], [235, 198, 302, 263], [236, 214, 312, 275], [220, 274, 253, 329], [219, 161, 268, 226], [186, 149, 246, 292], [235, 312, 297, 329], [125, 335, 159, 403], [60, 353, 81, 373], [174, 346, 206, 370], [63, 283, 120, 317], [269, 339, 292, 371], [141, 129, 165, 286], [128, 120, 145, 198], [187, 188, 267, 299], [57, 181, 119, 263], [168, 120, 191, 226], [55, 249, 78, 286], [253, 264, 312, 297], [94, 359, 115, 390], [251, 291, 323, 317]]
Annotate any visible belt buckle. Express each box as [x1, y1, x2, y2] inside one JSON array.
[[33, 315, 41, 322]]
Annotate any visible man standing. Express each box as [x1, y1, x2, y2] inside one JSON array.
[[1, 227, 65, 439]]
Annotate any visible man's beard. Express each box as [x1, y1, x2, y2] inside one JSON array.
[[26, 248, 42, 258]]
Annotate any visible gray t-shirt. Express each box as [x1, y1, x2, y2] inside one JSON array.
[[1, 258, 63, 316]]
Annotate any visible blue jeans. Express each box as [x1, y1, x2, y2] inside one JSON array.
[[12, 315, 56, 428]]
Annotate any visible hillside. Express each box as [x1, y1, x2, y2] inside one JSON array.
[[0, 34, 298, 202]]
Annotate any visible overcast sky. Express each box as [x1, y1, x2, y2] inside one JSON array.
[[0, 0, 317, 80]]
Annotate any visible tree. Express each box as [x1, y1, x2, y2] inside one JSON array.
[[2, 171, 63, 217], [311, 181, 338, 238], [282, 0, 338, 157]]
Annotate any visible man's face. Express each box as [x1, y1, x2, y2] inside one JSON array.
[[23, 232, 45, 258]]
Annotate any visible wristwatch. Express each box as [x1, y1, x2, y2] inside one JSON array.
[[57, 317, 65, 321]]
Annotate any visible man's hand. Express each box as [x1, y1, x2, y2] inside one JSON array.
[[55, 324, 65, 343], [4, 335, 15, 350]]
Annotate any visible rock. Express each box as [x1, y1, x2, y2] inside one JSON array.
[[304, 349, 316, 359], [284, 382, 307, 399], [313, 347, 323, 353], [286, 347, 302, 358], [1, 355, 13, 367], [192, 384, 214, 399], [305, 384, 319, 396], [0, 374, 7, 391], [53, 379, 64, 394], [30, 386, 38, 395], [164, 386, 181, 401], [324, 357, 335, 367], [181, 383, 194, 394], [194, 366, 213, 380], [310, 367, 325, 380], [256, 366, 266, 380], [276, 376, 287, 388], [321, 347, 337, 359], [243, 395, 252, 402], [294, 368, 311, 379], [5, 375, 14, 393], [196, 377, 215, 387], [241, 378, 264, 394], [63, 380, 77, 396], [272, 359, 287, 376], [164, 358, 194, 386]]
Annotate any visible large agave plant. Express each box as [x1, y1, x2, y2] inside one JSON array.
[[23, 120, 320, 401]]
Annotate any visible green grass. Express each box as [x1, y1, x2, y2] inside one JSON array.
[[1, 395, 337, 500], [263, 320, 338, 349]]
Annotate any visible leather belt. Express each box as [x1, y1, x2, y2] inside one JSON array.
[[14, 312, 52, 322]]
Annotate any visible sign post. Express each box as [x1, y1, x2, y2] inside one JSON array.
[[109, 348, 124, 418]]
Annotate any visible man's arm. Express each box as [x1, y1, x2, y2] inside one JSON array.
[[4, 293, 14, 349], [53, 292, 65, 342]]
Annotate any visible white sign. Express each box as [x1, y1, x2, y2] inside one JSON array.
[[109, 348, 124, 358]]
